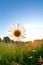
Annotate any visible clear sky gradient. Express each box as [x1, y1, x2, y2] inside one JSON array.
[[0, 0, 43, 41]]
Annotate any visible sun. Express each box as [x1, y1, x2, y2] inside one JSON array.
[[8, 23, 25, 41]]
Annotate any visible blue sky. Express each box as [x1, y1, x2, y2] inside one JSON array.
[[0, 0, 43, 41]]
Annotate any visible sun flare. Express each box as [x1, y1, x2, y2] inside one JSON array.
[[8, 23, 25, 41]]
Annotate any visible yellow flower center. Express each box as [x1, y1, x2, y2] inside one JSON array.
[[13, 29, 21, 37]]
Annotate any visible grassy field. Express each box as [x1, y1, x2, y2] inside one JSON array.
[[0, 42, 43, 65]]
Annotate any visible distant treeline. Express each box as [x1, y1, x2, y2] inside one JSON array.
[[0, 37, 43, 45], [0, 36, 25, 43], [0, 36, 14, 43]]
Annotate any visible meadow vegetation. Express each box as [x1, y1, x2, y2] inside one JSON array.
[[0, 37, 43, 65]]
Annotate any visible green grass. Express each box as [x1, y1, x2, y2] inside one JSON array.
[[0, 42, 43, 65]]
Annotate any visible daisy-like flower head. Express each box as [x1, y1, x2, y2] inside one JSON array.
[[8, 23, 25, 41], [13, 29, 21, 37], [28, 56, 33, 59], [32, 49, 36, 52]]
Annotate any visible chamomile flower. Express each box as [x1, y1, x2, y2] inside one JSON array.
[[8, 23, 25, 41]]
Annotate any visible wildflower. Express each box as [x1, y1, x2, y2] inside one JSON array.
[[32, 50, 36, 52], [8, 23, 25, 41], [28, 56, 33, 59]]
